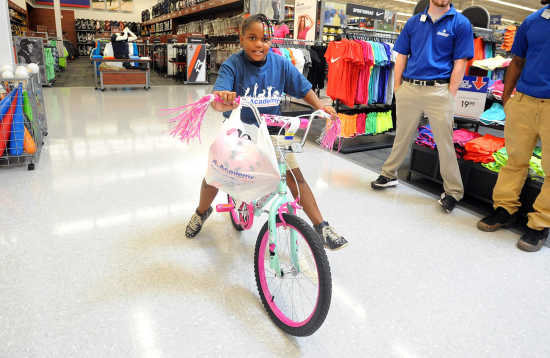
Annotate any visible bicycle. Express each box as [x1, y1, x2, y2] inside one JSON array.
[[214, 100, 333, 336]]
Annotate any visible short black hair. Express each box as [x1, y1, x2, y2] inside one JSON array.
[[240, 13, 273, 38]]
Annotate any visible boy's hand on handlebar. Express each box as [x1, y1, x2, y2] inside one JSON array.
[[322, 105, 338, 121], [212, 91, 239, 112]]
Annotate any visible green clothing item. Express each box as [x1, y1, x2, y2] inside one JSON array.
[[482, 146, 545, 177], [59, 47, 68, 68], [23, 91, 33, 122], [43, 48, 55, 82]]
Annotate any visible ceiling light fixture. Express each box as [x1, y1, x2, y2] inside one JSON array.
[[391, 0, 417, 4], [482, 0, 537, 12]]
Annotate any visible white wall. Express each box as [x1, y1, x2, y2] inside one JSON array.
[[1, 0, 15, 66]]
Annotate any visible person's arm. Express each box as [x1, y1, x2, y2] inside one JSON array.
[[394, 53, 408, 92], [502, 56, 525, 105], [124, 27, 137, 42], [211, 61, 238, 112], [305, 14, 313, 29], [448, 58, 468, 96], [211, 91, 239, 112], [302, 90, 337, 120]]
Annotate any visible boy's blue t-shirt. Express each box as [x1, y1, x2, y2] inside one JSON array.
[[213, 50, 312, 125]]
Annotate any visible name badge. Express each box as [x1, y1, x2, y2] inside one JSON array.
[[420, 14, 427, 22], [542, 9, 550, 19]]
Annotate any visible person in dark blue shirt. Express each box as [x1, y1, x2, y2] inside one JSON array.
[[478, 3, 550, 252], [185, 14, 348, 250], [371, 0, 473, 214]]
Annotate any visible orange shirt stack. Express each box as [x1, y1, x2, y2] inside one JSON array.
[[501, 25, 517, 52]]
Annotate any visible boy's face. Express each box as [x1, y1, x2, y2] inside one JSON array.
[[240, 21, 271, 62]]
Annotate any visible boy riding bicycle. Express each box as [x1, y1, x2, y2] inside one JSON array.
[[185, 14, 348, 250]]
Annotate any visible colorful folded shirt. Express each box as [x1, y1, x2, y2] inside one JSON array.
[[472, 56, 512, 71], [453, 128, 481, 158], [415, 125, 436, 149], [480, 103, 506, 125], [464, 134, 505, 163]]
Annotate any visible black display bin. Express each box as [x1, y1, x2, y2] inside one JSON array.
[[408, 143, 542, 214]]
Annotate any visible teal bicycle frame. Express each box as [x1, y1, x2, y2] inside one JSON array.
[[224, 102, 332, 278]]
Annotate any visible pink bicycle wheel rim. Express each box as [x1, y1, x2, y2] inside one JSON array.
[[258, 223, 319, 327]]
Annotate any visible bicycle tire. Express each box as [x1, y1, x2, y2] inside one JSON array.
[[254, 214, 332, 336]]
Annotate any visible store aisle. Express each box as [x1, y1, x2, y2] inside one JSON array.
[[54, 57, 187, 87], [1, 86, 549, 358]]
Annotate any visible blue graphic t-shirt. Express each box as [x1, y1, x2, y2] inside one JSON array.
[[213, 50, 312, 125]]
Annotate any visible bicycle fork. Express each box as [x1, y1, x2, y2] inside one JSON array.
[[268, 163, 300, 277]]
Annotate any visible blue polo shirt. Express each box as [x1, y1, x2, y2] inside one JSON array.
[[512, 5, 550, 99], [394, 4, 474, 80]]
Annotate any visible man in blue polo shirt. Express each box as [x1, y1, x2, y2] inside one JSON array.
[[371, 0, 473, 214], [477, 3, 550, 252]]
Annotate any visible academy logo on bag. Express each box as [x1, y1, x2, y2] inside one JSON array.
[[210, 160, 255, 181]]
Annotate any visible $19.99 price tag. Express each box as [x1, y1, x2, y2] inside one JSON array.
[[453, 76, 489, 119]]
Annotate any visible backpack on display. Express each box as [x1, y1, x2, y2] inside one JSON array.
[[462, 6, 490, 28]]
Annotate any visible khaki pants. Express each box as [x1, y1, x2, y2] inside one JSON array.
[[493, 92, 550, 230], [381, 82, 464, 200]]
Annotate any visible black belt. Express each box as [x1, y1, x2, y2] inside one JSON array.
[[403, 77, 450, 86]]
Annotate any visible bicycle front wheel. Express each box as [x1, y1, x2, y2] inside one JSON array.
[[254, 214, 332, 336]]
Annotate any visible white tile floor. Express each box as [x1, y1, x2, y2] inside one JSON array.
[[1, 86, 550, 358]]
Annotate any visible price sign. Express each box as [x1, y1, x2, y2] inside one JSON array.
[[454, 76, 489, 119]]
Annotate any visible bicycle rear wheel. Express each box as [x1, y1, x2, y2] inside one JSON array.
[[254, 214, 332, 336]]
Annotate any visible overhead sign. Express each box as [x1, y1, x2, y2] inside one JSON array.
[[36, 0, 90, 7], [490, 15, 502, 25], [346, 4, 385, 20], [454, 76, 489, 119]]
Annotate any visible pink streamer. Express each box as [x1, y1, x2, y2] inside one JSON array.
[[163, 94, 241, 143], [162, 94, 217, 143], [320, 118, 342, 152]]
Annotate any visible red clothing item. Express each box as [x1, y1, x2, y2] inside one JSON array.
[[325, 41, 352, 105], [356, 113, 366, 134], [346, 40, 364, 107], [325, 40, 363, 107], [466, 37, 485, 75], [464, 134, 505, 163]]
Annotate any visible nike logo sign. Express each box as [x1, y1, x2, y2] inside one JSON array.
[[331, 57, 340, 63], [376, 11, 384, 17]]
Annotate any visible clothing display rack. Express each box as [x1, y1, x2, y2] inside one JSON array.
[[273, 38, 325, 116], [330, 28, 399, 153]]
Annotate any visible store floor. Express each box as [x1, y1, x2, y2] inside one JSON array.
[[53, 57, 186, 87], [2, 86, 550, 358]]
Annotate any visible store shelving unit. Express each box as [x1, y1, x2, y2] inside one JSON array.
[[142, 0, 241, 26], [8, 0, 28, 37]]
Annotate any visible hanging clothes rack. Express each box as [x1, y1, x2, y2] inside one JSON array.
[[327, 31, 399, 153]]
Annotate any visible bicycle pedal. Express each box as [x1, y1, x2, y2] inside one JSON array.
[[216, 203, 234, 213]]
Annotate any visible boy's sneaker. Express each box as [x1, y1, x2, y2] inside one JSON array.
[[185, 207, 213, 239], [517, 227, 549, 252], [477, 207, 515, 232], [314, 221, 348, 250], [439, 193, 458, 213], [371, 175, 398, 190]]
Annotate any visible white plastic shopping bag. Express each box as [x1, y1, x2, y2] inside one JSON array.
[[205, 105, 280, 202]]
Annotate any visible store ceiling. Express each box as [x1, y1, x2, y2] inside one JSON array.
[[355, 0, 545, 25]]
